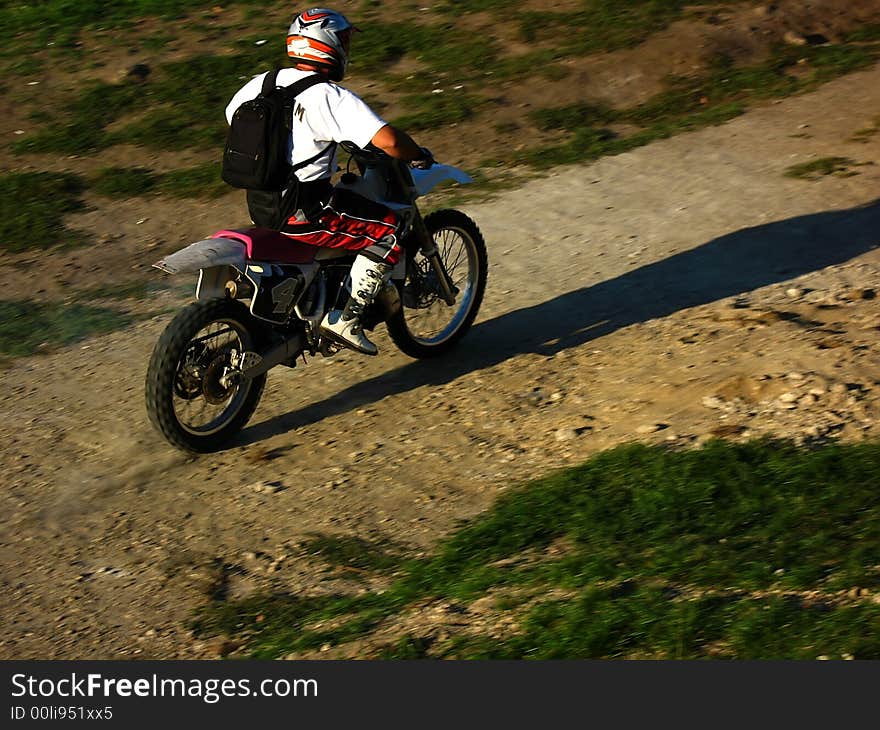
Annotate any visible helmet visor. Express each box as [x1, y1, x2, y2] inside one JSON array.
[[337, 27, 353, 55]]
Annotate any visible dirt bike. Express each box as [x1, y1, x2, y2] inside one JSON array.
[[145, 143, 488, 453]]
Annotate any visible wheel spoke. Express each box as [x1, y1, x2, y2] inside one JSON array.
[[403, 223, 479, 344], [171, 318, 252, 435]]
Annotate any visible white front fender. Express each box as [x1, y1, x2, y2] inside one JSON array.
[[410, 164, 472, 196]]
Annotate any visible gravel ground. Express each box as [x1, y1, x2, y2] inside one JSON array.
[[1, 63, 878, 659]]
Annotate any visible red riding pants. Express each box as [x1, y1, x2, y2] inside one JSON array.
[[281, 188, 402, 265]]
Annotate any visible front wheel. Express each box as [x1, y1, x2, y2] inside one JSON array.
[[387, 209, 487, 359], [145, 299, 267, 453]]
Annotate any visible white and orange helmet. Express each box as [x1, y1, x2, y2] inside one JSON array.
[[287, 8, 355, 81]]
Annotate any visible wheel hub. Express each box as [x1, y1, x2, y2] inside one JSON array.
[[174, 365, 203, 400], [201, 355, 235, 405]]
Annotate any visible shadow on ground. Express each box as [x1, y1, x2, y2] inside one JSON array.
[[241, 199, 880, 443]]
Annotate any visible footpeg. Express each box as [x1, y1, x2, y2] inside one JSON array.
[[239, 351, 262, 370]]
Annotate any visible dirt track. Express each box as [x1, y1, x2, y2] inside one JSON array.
[[1, 63, 879, 659]]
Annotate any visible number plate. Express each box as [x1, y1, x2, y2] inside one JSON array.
[[247, 263, 306, 323]]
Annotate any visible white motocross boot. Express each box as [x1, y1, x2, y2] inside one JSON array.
[[319, 254, 392, 356]]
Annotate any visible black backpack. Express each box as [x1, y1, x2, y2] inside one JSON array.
[[221, 69, 335, 228], [222, 70, 328, 191]]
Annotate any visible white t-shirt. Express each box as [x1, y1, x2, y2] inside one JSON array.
[[225, 68, 388, 182]]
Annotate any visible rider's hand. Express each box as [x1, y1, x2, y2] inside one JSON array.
[[410, 147, 435, 170]]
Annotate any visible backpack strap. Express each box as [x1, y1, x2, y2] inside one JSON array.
[[264, 70, 337, 174], [262, 70, 339, 227], [260, 68, 281, 96], [263, 70, 328, 100]]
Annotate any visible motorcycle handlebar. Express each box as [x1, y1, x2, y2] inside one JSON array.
[[339, 140, 392, 167], [340, 140, 418, 204]]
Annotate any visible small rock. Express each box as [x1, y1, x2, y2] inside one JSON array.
[[786, 371, 804, 381], [702, 396, 725, 409], [786, 286, 804, 298], [523, 388, 547, 406], [636, 423, 668, 435], [798, 393, 817, 407], [555, 428, 578, 442], [779, 392, 798, 403], [249, 480, 283, 494], [710, 424, 747, 438], [126, 63, 151, 83], [205, 637, 241, 658], [468, 596, 495, 614], [783, 31, 807, 47]]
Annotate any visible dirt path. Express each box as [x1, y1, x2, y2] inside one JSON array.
[[1, 63, 878, 659]]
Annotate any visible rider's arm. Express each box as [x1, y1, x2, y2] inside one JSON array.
[[370, 124, 433, 166]]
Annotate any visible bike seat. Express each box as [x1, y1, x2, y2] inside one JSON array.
[[212, 228, 320, 265]]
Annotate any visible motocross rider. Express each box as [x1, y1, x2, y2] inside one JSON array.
[[225, 7, 435, 356]]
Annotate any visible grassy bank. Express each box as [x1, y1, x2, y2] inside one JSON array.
[[193, 439, 880, 659]]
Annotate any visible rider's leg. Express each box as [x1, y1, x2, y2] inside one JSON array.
[[281, 190, 401, 355], [319, 249, 394, 355]]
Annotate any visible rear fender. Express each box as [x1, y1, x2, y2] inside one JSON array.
[[154, 237, 250, 302], [153, 237, 247, 275]]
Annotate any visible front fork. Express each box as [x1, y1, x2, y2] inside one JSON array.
[[410, 208, 457, 306]]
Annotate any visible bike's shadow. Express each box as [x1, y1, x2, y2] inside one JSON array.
[[241, 199, 880, 444]]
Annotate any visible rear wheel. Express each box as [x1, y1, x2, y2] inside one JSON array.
[[387, 209, 487, 358], [145, 299, 267, 453]]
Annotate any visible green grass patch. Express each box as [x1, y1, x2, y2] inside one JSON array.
[[90, 163, 228, 199], [0, 300, 133, 359], [302, 534, 408, 574], [0, 0, 265, 51], [391, 91, 479, 131], [90, 167, 157, 197], [0, 172, 86, 252], [845, 24, 880, 43], [850, 121, 880, 143], [357, 22, 497, 77], [13, 82, 141, 155], [193, 439, 880, 659], [441, 589, 880, 660], [159, 162, 228, 198], [784, 156, 861, 180], [520, 0, 689, 52], [14, 48, 283, 156]]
